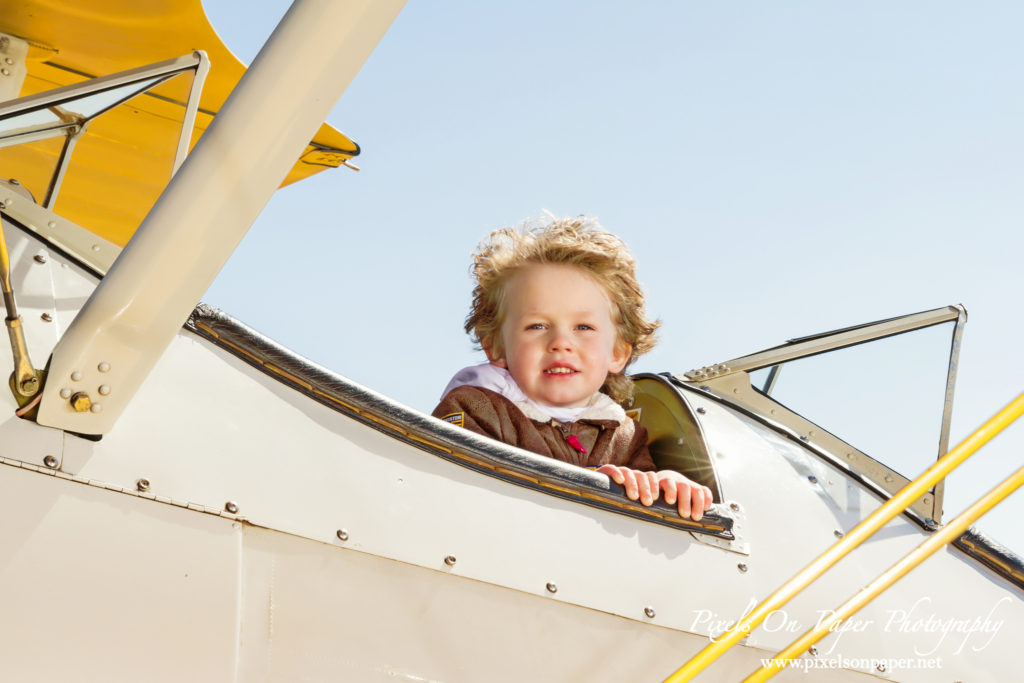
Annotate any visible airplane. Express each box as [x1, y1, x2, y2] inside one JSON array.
[[0, 1, 1021, 680]]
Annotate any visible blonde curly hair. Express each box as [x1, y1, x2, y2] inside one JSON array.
[[465, 215, 659, 403]]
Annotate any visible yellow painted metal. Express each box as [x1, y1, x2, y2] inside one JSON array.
[[0, 0, 359, 246], [664, 391, 1024, 682], [745, 462, 1024, 682]]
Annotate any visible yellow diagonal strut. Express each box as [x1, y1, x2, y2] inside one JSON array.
[[664, 392, 1024, 682], [744, 460, 1024, 681]]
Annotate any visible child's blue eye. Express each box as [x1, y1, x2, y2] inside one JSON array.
[[527, 323, 545, 330], [576, 324, 594, 331]]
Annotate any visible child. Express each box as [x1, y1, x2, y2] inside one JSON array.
[[433, 216, 713, 520]]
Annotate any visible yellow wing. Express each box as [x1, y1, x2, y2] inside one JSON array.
[[0, 0, 358, 246]]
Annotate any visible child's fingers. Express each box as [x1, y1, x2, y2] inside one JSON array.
[[598, 465, 639, 501], [636, 470, 656, 506], [689, 486, 705, 522]]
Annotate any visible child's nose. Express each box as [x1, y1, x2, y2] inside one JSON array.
[[548, 329, 573, 352]]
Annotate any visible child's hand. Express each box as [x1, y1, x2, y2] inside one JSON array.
[[597, 465, 714, 521]]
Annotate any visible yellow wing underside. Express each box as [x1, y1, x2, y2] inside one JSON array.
[[0, 0, 357, 246]]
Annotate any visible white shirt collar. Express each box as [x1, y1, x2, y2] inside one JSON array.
[[442, 363, 626, 424]]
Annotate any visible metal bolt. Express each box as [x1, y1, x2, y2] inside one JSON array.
[[799, 435, 809, 442], [98, 384, 111, 396], [644, 606, 656, 618], [224, 501, 239, 514], [834, 530, 844, 538], [545, 582, 557, 593], [19, 376, 38, 394], [40, 312, 53, 322], [33, 254, 47, 264], [336, 529, 349, 541], [136, 478, 151, 492], [729, 502, 740, 512], [444, 555, 456, 566], [876, 663, 887, 673], [699, 385, 710, 392], [70, 392, 91, 412], [737, 563, 748, 573], [43, 455, 58, 468], [98, 362, 111, 373], [808, 646, 817, 656], [696, 407, 706, 414], [807, 475, 818, 484]]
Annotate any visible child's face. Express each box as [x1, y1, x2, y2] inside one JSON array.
[[487, 264, 631, 408]]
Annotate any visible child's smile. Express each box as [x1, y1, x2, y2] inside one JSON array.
[[489, 264, 631, 409]]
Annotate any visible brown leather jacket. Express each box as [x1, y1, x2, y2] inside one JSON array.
[[433, 385, 654, 471]]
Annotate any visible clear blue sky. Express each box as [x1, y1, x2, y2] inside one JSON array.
[[203, 1, 1024, 550]]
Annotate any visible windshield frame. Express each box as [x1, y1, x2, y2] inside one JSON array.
[[679, 305, 966, 526]]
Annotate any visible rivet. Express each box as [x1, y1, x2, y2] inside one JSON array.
[[91, 245, 101, 252], [808, 646, 818, 656], [47, 221, 57, 229], [729, 502, 740, 512], [4, 57, 12, 64], [40, 312, 52, 322], [136, 478, 150, 492], [70, 392, 91, 412], [770, 408, 776, 415], [59, 388, 71, 399], [89, 403, 102, 413], [737, 563, 748, 573], [545, 582, 557, 593], [696, 407, 706, 415], [922, 496, 930, 505], [225, 501, 239, 514], [444, 555, 457, 566], [336, 529, 349, 541], [98, 362, 111, 373], [33, 254, 47, 264], [98, 384, 111, 396], [71, 371, 82, 381], [876, 663, 887, 673], [808, 475, 818, 484], [884, 475, 894, 483], [644, 606, 656, 618], [834, 530, 844, 538], [1, 68, 9, 76], [43, 455, 58, 468], [845, 452, 854, 459]]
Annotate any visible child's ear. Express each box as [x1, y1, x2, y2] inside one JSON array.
[[609, 341, 632, 373], [483, 339, 508, 369]]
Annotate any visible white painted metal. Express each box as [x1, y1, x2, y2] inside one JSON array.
[[36, 0, 407, 435], [0, 223, 1020, 680], [0, 194, 121, 274]]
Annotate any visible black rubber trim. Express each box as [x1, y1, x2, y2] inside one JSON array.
[[953, 527, 1024, 592], [185, 303, 733, 538]]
